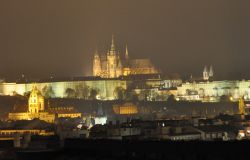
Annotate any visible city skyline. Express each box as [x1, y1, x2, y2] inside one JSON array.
[[0, 0, 250, 80]]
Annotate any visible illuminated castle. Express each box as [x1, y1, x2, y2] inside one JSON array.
[[93, 35, 159, 78], [8, 85, 81, 123]]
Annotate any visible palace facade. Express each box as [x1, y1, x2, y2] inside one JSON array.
[[93, 36, 159, 78], [176, 80, 250, 102]]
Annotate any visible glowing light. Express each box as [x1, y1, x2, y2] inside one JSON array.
[[230, 96, 233, 101], [96, 95, 101, 100], [77, 124, 83, 129]]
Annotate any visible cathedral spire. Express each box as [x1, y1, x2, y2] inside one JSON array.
[[93, 48, 101, 77], [94, 47, 99, 56], [125, 44, 129, 59], [203, 65, 209, 81], [110, 34, 116, 52], [209, 65, 214, 77]]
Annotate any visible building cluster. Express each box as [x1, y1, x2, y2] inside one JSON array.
[[8, 85, 81, 123], [2, 113, 250, 150], [88, 114, 250, 141]]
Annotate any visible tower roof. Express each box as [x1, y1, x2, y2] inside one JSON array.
[[94, 48, 99, 57], [30, 84, 42, 97], [110, 34, 116, 52], [203, 65, 208, 72], [125, 44, 129, 59], [209, 65, 214, 77]]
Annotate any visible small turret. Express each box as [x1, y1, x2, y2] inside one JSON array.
[[209, 65, 214, 77], [239, 97, 246, 115], [110, 34, 116, 53]]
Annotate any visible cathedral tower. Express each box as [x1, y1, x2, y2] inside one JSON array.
[[93, 49, 102, 76], [107, 35, 122, 78], [209, 65, 214, 78], [203, 65, 209, 81]]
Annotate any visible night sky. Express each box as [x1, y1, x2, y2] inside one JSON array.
[[0, 0, 249, 80]]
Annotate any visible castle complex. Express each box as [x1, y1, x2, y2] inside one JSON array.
[[0, 36, 249, 103], [93, 36, 159, 78], [8, 85, 81, 123]]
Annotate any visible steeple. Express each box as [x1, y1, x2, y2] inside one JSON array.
[[125, 44, 129, 59], [94, 47, 99, 57], [203, 65, 209, 80], [203, 65, 208, 73], [209, 65, 214, 77], [93, 48, 101, 76], [110, 34, 116, 52]]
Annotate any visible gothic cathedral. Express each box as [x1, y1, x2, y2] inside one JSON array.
[[93, 35, 159, 78]]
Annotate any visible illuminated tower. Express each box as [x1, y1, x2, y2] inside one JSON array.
[[28, 85, 45, 113], [203, 66, 209, 81], [107, 35, 122, 78], [209, 65, 214, 78], [239, 97, 246, 115], [116, 53, 123, 76], [123, 44, 131, 76], [93, 49, 102, 76], [125, 44, 129, 60]]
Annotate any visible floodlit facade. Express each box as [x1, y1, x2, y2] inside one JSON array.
[[113, 103, 138, 115], [0, 79, 127, 100], [177, 80, 250, 102], [8, 86, 81, 123], [2, 79, 250, 102]]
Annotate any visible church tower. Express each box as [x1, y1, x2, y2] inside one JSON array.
[[107, 35, 122, 78], [239, 97, 246, 115], [123, 44, 131, 76], [125, 44, 129, 60], [93, 49, 102, 76], [28, 85, 45, 113], [203, 65, 209, 81], [209, 65, 214, 78]]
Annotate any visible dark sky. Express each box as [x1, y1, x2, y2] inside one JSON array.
[[0, 0, 250, 80]]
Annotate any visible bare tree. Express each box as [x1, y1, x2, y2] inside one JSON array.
[[114, 87, 125, 100], [42, 85, 55, 98], [65, 88, 76, 98]]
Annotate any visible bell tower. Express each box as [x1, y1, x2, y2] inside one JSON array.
[[93, 49, 102, 76]]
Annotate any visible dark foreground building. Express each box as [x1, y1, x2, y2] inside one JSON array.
[[12, 139, 250, 160]]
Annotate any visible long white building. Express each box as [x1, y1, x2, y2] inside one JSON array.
[[0, 78, 127, 100], [177, 80, 250, 102], [1, 76, 250, 102]]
